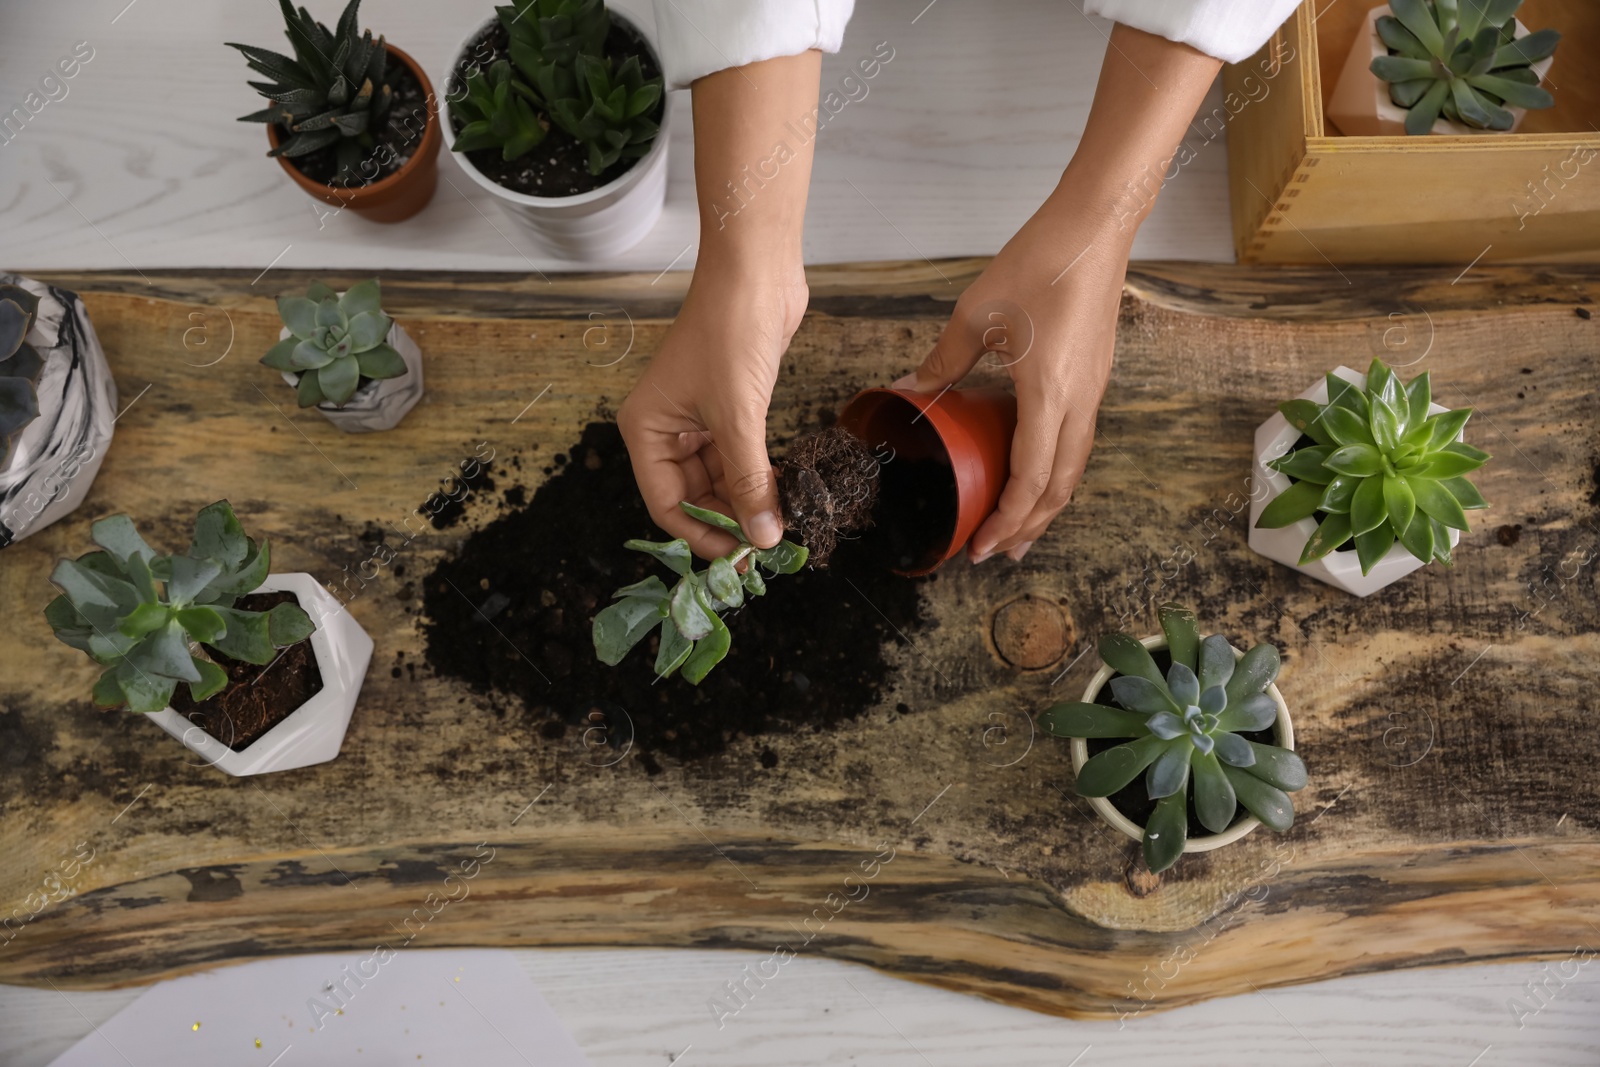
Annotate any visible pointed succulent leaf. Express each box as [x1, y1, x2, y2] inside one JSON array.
[[1144, 711, 1185, 740], [205, 607, 277, 664], [317, 352, 361, 405], [1158, 603, 1199, 671], [277, 295, 320, 339], [1407, 474, 1471, 531], [1108, 674, 1178, 715], [1350, 473, 1389, 535], [1039, 702, 1149, 739], [1318, 474, 1360, 515], [612, 575, 670, 602], [653, 616, 693, 677], [1075, 734, 1165, 797], [1355, 523, 1398, 575], [1097, 632, 1164, 685], [1146, 742, 1192, 800], [1300, 512, 1353, 564], [1191, 750, 1239, 835], [116, 663, 178, 714], [678, 501, 744, 535], [1197, 634, 1236, 691], [1224, 643, 1280, 705], [1222, 764, 1295, 831], [623, 537, 693, 577], [1241, 742, 1307, 792], [1256, 480, 1323, 529], [1218, 691, 1277, 733], [1166, 661, 1200, 707], [1268, 445, 1335, 485], [1396, 508, 1436, 563], [1441, 475, 1488, 509], [1278, 398, 1335, 446], [1214, 730, 1255, 767], [1198, 684, 1228, 715]]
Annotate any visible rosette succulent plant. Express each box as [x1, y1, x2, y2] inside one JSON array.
[[45, 501, 315, 713], [262, 279, 405, 407], [500, 0, 609, 104], [1042, 604, 1307, 873], [229, 0, 398, 182], [1371, 0, 1560, 135], [0, 284, 44, 470], [450, 59, 547, 161], [1256, 358, 1490, 574], [548, 53, 662, 175], [593, 502, 808, 684]]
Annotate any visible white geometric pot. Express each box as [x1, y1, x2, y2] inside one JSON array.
[[0, 274, 116, 548], [442, 10, 671, 261], [279, 317, 423, 433], [1248, 365, 1461, 597], [146, 573, 373, 776], [1069, 634, 1295, 856], [1326, 5, 1553, 137]]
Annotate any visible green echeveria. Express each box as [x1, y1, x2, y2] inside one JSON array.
[[1041, 604, 1307, 874], [1256, 357, 1491, 575], [1371, 0, 1560, 135], [44, 501, 316, 713], [0, 284, 45, 470], [592, 502, 807, 684], [262, 278, 406, 407]]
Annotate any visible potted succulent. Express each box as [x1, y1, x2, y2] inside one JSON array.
[[443, 0, 669, 259], [229, 0, 442, 222], [262, 278, 423, 432], [1250, 358, 1490, 596], [1327, 0, 1560, 137], [0, 275, 117, 549], [44, 501, 374, 776], [1041, 604, 1306, 873]]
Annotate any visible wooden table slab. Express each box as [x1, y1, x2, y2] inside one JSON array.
[[1, 261, 1597, 1019]]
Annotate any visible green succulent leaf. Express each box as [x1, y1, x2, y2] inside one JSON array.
[[1354, 523, 1398, 575], [1166, 661, 1200, 708], [1224, 643, 1280, 705], [1108, 674, 1179, 715], [1240, 742, 1308, 792], [1318, 474, 1360, 515], [653, 616, 693, 677], [705, 556, 744, 611], [680, 613, 731, 685], [277, 295, 320, 339], [1299, 512, 1353, 564], [1441, 475, 1488, 509], [1396, 508, 1436, 563], [1324, 443, 1384, 478], [624, 537, 694, 577], [678, 501, 744, 535], [1214, 730, 1255, 767], [1278, 398, 1335, 446], [1076, 734, 1166, 798], [1350, 473, 1389, 536], [1383, 474, 1417, 533], [1040, 702, 1149, 739], [1142, 792, 1189, 874], [1408, 474, 1471, 531], [1158, 603, 1199, 672], [355, 342, 406, 381], [1268, 445, 1336, 485], [1256, 480, 1324, 529], [1222, 764, 1296, 831], [1146, 741, 1193, 800], [1192, 749, 1239, 835], [752, 540, 808, 575], [669, 578, 716, 642], [1197, 634, 1235, 692], [592, 593, 665, 665]]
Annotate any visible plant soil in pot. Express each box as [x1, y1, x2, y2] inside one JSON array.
[[231, 0, 442, 223], [44, 501, 374, 776], [1249, 358, 1489, 597], [444, 1, 670, 259], [264, 278, 423, 433], [0, 275, 116, 548], [1041, 603, 1305, 873], [1326, 1, 1559, 137]]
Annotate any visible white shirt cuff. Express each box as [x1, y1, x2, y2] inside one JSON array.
[[650, 0, 856, 89], [1083, 0, 1301, 63]]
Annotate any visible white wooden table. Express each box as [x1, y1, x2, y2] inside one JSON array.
[[3, 1, 1595, 1063]]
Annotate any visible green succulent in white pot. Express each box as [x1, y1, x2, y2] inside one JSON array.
[[262, 278, 423, 433]]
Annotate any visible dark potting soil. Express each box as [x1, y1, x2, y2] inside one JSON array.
[[777, 427, 879, 568], [1283, 432, 1354, 552], [419, 422, 926, 769], [858, 456, 958, 573], [447, 20, 662, 198], [1086, 650, 1276, 842], [167, 591, 324, 751], [284, 56, 429, 187]]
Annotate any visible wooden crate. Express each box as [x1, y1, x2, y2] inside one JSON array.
[[1224, 0, 1600, 264]]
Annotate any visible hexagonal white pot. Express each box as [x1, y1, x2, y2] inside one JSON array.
[[145, 573, 373, 776], [279, 315, 423, 434], [1069, 634, 1295, 856], [1326, 5, 1553, 137], [442, 11, 672, 261], [1248, 365, 1461, 597]]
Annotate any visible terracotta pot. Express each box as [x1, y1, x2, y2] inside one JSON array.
[[264, 43, 441, 223], [837, 386, 1017, 576], [1068, 634, 1296, 856], [1326, 5, 1553, 137]]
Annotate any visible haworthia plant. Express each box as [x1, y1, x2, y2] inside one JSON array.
[[1371, 0, 1560, 135], [1256, 357, 1490, 575], [592, 502, 808, 684], [449, 59, 547, 161], [1040, 604, 1307, 874], [0, 284, 44, 470], [262, 278, 406, 407], [44, 501, 316, 713]]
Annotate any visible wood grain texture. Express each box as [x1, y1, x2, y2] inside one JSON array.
[[2, 261, 1598, 1020]]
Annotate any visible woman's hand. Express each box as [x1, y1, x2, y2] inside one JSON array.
[[897, 24, 1222, 563]]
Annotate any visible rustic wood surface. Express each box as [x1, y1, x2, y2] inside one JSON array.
[[1, 261, 1597, 1019]]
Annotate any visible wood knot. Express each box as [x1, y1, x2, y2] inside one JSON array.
[[991, 595, 1072, 669]]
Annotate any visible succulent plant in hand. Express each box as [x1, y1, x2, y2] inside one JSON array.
[[1371, 0, 1560, 135], [262, 279, 406, 407], [1042, 604, 1306, 873], [45, 502, 315, 713], [229, 0, 399, 183], [593, 503, 808, 684], [1257, 358, 1490, 574], [0, 284, 44, 470]]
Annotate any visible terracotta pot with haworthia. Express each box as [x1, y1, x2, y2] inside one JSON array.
[[231, 0, 441, 223], [1041, 604, 1305, 873], [1249, 358, 1489, 597], [443, 0, 670, 259], [1327, 0, 1559, 137], [0, 274, 116, 549], [45, 502, 373, 777], [263, 278, 423, 433]]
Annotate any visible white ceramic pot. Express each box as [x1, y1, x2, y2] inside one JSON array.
[[1069, 635, 1295, 855], [442, 11, 671, 261], [146, 572, 374, 776], [1249, 365, 1462, 597], [1326, 5, 1554, 137], [279, 316, 423, 433], [0, 275, 116, 548]]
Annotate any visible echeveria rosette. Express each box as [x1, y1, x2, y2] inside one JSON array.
[[592, 502, 808, 684], [0, 284, 44, 469], [44, 501, 316, 713], [1371, 0, 1560, 136], [262, 279, 406, 407], [1041, 604, 1307, 874], [1256, 358, 1490, 575]]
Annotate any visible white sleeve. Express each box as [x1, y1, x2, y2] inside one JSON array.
[[649, 0, 855, 89], [1082, 0, 1300, 63]]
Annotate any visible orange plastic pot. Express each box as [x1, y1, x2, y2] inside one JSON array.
[[264, 44, 440, 223], [837, 387, 1018, 576]]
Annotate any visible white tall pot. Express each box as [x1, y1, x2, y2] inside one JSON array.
[[443, 11, 671, 261]]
